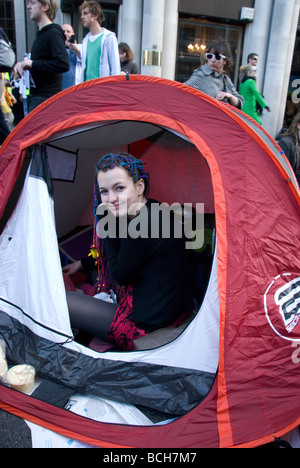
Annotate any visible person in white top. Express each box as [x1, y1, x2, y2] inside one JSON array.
[[79, 1, 120, 81]]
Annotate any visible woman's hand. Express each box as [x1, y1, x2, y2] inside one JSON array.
[[97, 202, 118, 217], [216, 91, 239, 108], [62, 260, 82, 276]]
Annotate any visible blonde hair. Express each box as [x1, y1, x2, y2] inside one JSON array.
[[39, 0, 59, 22], [240, 64, 253, 75]]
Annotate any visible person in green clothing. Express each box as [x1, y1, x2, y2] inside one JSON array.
[[80, 1, 120, 81], [240, 65, 271, 125]]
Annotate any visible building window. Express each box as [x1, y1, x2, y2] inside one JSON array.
[[176, 18, 243, 86], [102, 7, 118, 33], [0, 0, 16, 47]]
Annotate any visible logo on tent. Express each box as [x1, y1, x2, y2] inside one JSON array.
[[264, 274, 300, 341]]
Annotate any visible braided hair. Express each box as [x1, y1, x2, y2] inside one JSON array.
[[95, 152, 150, 199]]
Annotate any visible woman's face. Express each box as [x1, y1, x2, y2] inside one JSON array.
[[97, 166, 145, 217], [249, 66, 257, 77], [206, 49, 227, 75], [119, 51, 127, 62]]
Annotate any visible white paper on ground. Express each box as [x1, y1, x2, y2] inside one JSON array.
[[25, 393, 155, 448]]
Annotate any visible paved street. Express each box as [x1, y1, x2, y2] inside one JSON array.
[[0, 409, 32, 448]]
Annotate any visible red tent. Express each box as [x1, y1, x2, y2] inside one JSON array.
[[0, 75, 299, 448]]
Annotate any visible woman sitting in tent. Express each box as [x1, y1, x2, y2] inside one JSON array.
[[65, 153, 194, 351], [239, 64, 271, 125], [185, 39, 244, 109]]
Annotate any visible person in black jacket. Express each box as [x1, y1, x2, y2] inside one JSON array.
[[65, 153, 194, 351], [278, 112, 300, 187], [13, 0, 69, 112]]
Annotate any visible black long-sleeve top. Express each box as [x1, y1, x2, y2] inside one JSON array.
[[30, 24, 69, 98], [98, 199, 194, 332]]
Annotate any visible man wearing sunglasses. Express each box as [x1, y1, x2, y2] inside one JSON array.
[[247, 53, 258, 66], [185, 40, 244, 109]]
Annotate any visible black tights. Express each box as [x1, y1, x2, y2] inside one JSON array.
[[66, 291, 118, 342]]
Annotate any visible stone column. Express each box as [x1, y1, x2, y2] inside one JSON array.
[[141, 0, 165, 77], [262, 0, 300, 137], [242, 0, 274, 92], [118, 0, 143, 71], [13, 0, 27, 61], [161, 0, 179, 80]]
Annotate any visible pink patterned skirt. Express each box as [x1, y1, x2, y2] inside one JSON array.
[[107, 286, 148, 351], [107, 286, 188, 351]]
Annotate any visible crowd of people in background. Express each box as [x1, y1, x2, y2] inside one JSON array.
[[0, 0, 139, 144], [0, 0, 299, 188]]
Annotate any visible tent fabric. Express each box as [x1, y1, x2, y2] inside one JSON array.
[[0, 310, 215, 416], [0, 75, 300, 448], [141, 131, 214, 212], [0, 145, 219, 404]]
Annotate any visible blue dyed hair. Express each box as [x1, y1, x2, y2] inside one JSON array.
[[94, 152, 150, 206]]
